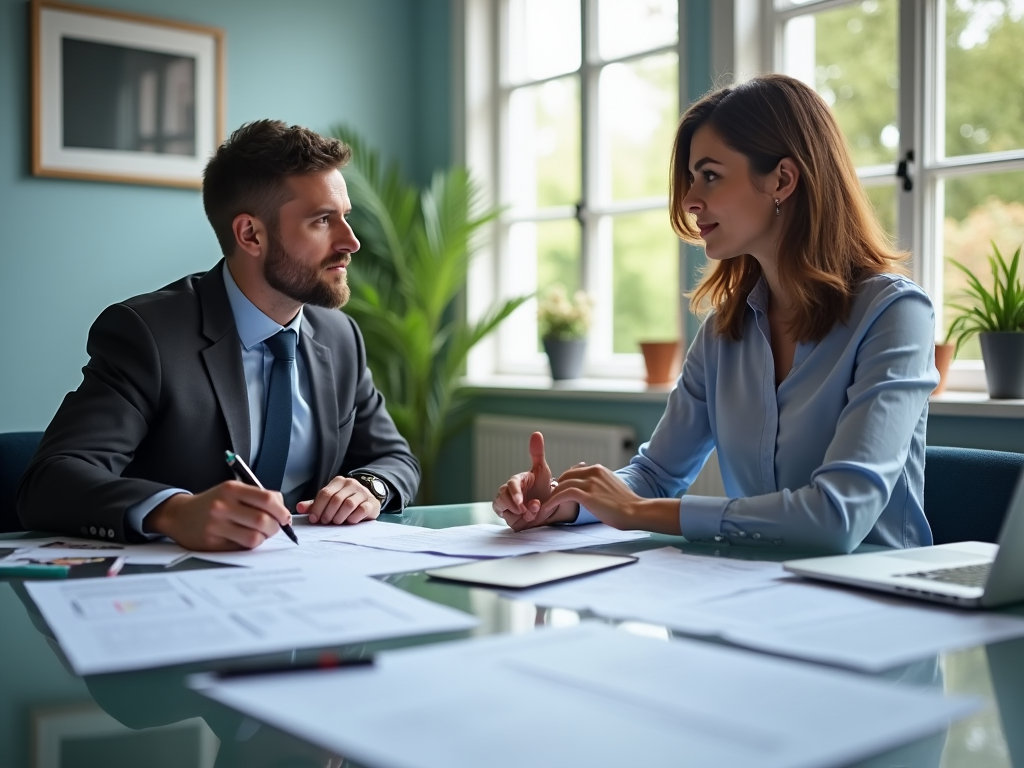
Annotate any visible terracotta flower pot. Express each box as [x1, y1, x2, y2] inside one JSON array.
[[639, 341, 682, 386], [933, 342, 955, 395]]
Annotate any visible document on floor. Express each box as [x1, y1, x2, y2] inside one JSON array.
[[24, 563, 478, 675], [508, 548, 1024, 672], [191, 622, 979, 768], [308, 520, 649, 558]]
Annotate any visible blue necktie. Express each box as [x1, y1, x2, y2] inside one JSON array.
[[253, 329, 297, 491]]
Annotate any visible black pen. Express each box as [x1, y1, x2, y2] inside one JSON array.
[[215, 653, 374, 679], [224, 450, 299, 545]]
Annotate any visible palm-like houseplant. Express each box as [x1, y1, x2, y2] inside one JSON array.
[[331, 127, 529, 501], [946, 241, 1024, 398]]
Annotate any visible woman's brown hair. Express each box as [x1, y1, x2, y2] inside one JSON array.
[[669, 74, 907, 342]]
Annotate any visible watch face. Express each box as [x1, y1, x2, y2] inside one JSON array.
[[369, 477, 387, 497]]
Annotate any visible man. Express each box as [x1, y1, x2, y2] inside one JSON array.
[[18, 120, 419, 551]]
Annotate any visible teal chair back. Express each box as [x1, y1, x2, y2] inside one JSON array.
[[924, 446, 1024, 544], [0, 431, 43, 533]]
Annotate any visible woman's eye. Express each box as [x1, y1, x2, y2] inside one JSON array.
[[703, 170, 718, 182]]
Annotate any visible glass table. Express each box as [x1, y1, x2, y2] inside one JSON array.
[[1, 503, 1021, 768]]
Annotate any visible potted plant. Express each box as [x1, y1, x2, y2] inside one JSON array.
[[946, 241, 1024, 399], [330, 126, 529, 502], [538, 284, 593, 380]]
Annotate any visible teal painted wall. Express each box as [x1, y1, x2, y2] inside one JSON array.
[[0, 0, 450, 432]]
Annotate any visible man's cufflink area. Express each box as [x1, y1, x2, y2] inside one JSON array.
[[348, 472, 391, 507]]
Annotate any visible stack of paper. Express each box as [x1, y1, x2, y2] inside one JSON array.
[[508, 547, 1024, 671], [192, 623, 979, 768]]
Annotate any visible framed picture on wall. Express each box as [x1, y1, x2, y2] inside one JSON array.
[[31, 0, 225, 188]]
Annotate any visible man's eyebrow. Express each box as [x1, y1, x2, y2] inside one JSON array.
[[692, 156, 721, 172], [308, 206, 344, 218]]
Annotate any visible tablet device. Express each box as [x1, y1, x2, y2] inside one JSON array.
[[425, 551, 638, 589]]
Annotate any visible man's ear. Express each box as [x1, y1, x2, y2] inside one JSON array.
[[231, 214, 265, 258], [773, 157, 800, 204]]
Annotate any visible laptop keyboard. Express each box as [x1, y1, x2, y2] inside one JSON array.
[[900, 563, 991, 588]]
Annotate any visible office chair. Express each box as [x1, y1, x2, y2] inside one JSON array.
[[0, 431, 43, 533], [924, 445, 1024, 545]]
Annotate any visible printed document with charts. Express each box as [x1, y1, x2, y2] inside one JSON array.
[[25, 562, 478, 674]]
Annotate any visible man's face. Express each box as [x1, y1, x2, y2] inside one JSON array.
[[263, 169, 360, 309]]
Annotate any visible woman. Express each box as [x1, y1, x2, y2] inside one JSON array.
[[493, 74, 939, 554]]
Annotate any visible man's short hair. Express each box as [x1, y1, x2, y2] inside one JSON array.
[[202, 120, 352, 256]]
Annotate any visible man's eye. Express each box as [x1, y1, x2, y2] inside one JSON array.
[[318, 216, 330, 224]]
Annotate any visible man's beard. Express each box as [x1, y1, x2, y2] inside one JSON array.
[[264, 230, 351, 309]]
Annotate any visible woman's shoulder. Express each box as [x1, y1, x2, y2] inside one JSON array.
[[849, 272, 934, 331], [857, 272, 930, 300]]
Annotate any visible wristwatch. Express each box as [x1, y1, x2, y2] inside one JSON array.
[[350, 472, 390, 506]]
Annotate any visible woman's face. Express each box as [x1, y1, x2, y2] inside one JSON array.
[[681, 125, 778, 262]]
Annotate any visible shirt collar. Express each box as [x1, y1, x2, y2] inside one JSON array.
[[222, 261, 303, 351], [746, 274, 770, 314]]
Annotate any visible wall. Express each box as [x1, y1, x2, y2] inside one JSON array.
[[0, 0, 450, 432]]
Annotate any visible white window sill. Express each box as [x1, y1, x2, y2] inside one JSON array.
[[928, 391, 1024, 419], [463, 375, 1024, 417]]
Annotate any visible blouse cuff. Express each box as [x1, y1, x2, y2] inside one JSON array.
[[678, 495, 731, 542]]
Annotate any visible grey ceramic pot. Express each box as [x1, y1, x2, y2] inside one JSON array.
[[543, 337, 586, 380], [980, 332, 1024, 399]]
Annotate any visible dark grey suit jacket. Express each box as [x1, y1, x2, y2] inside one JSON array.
[[17, 262, 420, 542]]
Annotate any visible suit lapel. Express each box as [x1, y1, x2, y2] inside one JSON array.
[[197, 262, 252, 462], [300, 319, 339, 487]]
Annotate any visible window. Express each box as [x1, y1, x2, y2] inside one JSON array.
[[475, 0, 684, 378], [766, 0, 1024, 388]]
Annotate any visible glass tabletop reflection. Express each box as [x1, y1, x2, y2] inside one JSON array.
[[1, 503, 1021, 768]]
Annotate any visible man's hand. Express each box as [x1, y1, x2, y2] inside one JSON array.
[[492, 432, 580, 532], [146, 481, 291, 551], [297, 476, 380, 525]]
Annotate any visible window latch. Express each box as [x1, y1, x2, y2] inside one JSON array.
[[895, 150, 914, 191]]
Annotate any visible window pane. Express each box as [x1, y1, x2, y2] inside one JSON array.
[[598, 0, 677, 60], [862, 182, 897, 243], [942, 171, 1024, 360], [944, 1, 1024, 158], [599, 53, 678, 202], [610, 210, 679, 353], [508, 0, 580, 82], [783, 1, 899, 167], [508, 77, 581, 209]]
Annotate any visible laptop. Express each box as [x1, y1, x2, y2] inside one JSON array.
[[783, 469, 1024, 608]]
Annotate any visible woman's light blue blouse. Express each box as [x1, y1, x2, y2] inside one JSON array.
[[578, 273, 940, 554]]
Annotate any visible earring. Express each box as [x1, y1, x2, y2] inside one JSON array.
[[774, 198, 781, 218]]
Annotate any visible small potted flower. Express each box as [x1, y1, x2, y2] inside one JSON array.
[[946, 241, 1024, 398], [538, 284, 593, 380]]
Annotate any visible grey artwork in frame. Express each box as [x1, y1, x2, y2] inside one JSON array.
[[31, 0, 224, 188]]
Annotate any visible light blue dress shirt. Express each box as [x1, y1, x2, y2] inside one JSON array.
[[126, 263, 317, 534], [576, 273, 940, 554]]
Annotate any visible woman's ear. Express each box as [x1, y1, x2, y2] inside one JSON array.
[[773, 157, 800, 204]]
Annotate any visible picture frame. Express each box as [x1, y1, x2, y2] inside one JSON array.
[[31, 0, 225, 188], [33, 703, 218, 768]]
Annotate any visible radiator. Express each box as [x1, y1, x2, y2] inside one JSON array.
[[473, 414, 727, 502], [473, 415, 636, 502]]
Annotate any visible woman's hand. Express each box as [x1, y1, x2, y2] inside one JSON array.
[[542, 464, 683, 535], [492, 432, 580, 532]]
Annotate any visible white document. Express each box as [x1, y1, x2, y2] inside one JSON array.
[[8, 538, 188, 566], [197, 539, 475, 576], [318, 520, 648, 557], [510, 548, 1024, 672], [192, 623, 979, 768], [25, 563, 478, 674]]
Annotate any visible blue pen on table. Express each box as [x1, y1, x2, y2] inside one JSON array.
[[0, 563, 71, 579], [224, 450, 299, 545]]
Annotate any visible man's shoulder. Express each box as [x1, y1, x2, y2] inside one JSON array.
[[119, 271, 208, 314]]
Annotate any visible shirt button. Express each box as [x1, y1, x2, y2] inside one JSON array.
[[89, 526, 97, 535], [98, 527, 106, 537], [752, 533, 761, 540], [713, 535, 723, 542], [737, 531, 746, 537], [108, 530, 115, 538]]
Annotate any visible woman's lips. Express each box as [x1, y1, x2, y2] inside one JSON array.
[[698, 223, 718, 238]]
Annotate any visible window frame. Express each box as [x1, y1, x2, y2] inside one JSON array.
[[463, 0, 689, 380]]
